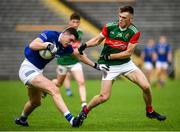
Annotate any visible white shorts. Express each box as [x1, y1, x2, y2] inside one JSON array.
[[56, 63, 82, 75], [156, 61, 168, 69], [19, 59, 43, 85], [144, 62, 153, 70], [102, 60, 138, 80]]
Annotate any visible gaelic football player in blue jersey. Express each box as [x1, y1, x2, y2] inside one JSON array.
[[141, 38, 156, 83], [76, 6, 166, 127], [15, 27, 109, 127], [154, 35, 172, 87]]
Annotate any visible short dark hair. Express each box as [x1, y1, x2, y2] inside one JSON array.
[[63, 27, 79, 40], [119, 5, 134, 15], [70, 12, 81, 20]]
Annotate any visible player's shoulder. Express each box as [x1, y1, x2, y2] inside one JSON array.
[[42, 30, 60, 35], [41, 30, 61, 38], [128, 23, 140, 34]]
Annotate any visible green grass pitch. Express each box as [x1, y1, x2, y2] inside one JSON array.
[[0, 79, 180, 131]]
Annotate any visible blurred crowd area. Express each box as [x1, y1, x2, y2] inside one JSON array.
[[0, 0, 180, 80]]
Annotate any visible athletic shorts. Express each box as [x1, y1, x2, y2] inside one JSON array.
[[56, 63, 82, 75], [156, 61, 168, 69], [144, 62, 153, 70], [19, 59, 43, 85], [102, 60, 138, 80]]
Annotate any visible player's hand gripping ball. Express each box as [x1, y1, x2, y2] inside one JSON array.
[[39, 42, 57, 59]]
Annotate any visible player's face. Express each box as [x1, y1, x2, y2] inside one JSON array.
[[147, 39, 155, 47], [69, 19, 80, 29], [159, 36, 167, 44], [61, 33, 76, 47], [118, 12, 132, 28]]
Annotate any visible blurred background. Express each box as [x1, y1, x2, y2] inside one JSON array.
[[0, 0, 180, 80]]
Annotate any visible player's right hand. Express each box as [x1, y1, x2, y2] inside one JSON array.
[[78, 43, 87, 55], [93, 63, 110, 72], [46, 42, 57, 54]]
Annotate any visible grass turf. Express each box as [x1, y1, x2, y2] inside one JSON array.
[[0, 79, 179, 131]]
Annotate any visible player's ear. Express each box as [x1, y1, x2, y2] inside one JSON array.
[[130, 14, 133, 23]]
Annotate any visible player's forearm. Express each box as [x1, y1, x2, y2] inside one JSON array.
[[78, 54, 95, 67], [110, 43, 136, 59], [29, 38, 48, 50], [110, 50, 132, 59], [86, 36, 103, 48], [86, 40, 99, 48], [73, 49, 95, 67], [29, 42, 47, 50]]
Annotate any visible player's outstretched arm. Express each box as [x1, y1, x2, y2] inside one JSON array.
[[73, 48, 94, 67], [86, 34, 104, 47], [78, 34, 104, 55], [73, 49, 109, 72]]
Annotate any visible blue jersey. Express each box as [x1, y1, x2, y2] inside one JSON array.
[[155, 43, 171, 62], [143, 46, 155, 62], [24, 30, 74, 69]]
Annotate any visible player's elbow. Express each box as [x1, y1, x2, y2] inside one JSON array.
[[29, 43, 34, 49], [29, 42, 38, 50]]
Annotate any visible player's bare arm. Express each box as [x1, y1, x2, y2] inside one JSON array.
[[73, 48, 95, 67], [73, 48, 109, 72], [109, 43, 136, 60], [29, 38, 49, 50], [78, 35, 104, 55], [86, 34, 104, 47]]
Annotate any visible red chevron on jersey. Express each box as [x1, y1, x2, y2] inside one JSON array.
[[104, 38, 128, 50]]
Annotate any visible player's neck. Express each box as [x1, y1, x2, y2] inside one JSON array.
[[119, 26, 127, 31], [119, 23, 131, 31]]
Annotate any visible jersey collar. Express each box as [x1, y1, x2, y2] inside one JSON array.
[[119, 26, 127, 31], [58, 33, 62, 42]]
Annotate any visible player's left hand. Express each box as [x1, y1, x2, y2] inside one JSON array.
[[101, 54, 111, 61], [93, 63, 109, 72], [46, 42, 57, 54]]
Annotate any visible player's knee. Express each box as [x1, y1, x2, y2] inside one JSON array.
[[141, 82, 151, 92], [99, 94, 110, 102], [50, 86, 60, 96], [78, 80, 85, 87], [139, 78, 151, 89], [30, 100, 41, 108], [144, 83, 151, 90]]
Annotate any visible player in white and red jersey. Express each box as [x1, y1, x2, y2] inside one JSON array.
[[75, 5, 166, 127]]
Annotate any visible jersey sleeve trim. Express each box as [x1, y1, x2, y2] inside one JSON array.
[[129, 32, 141, 44]]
